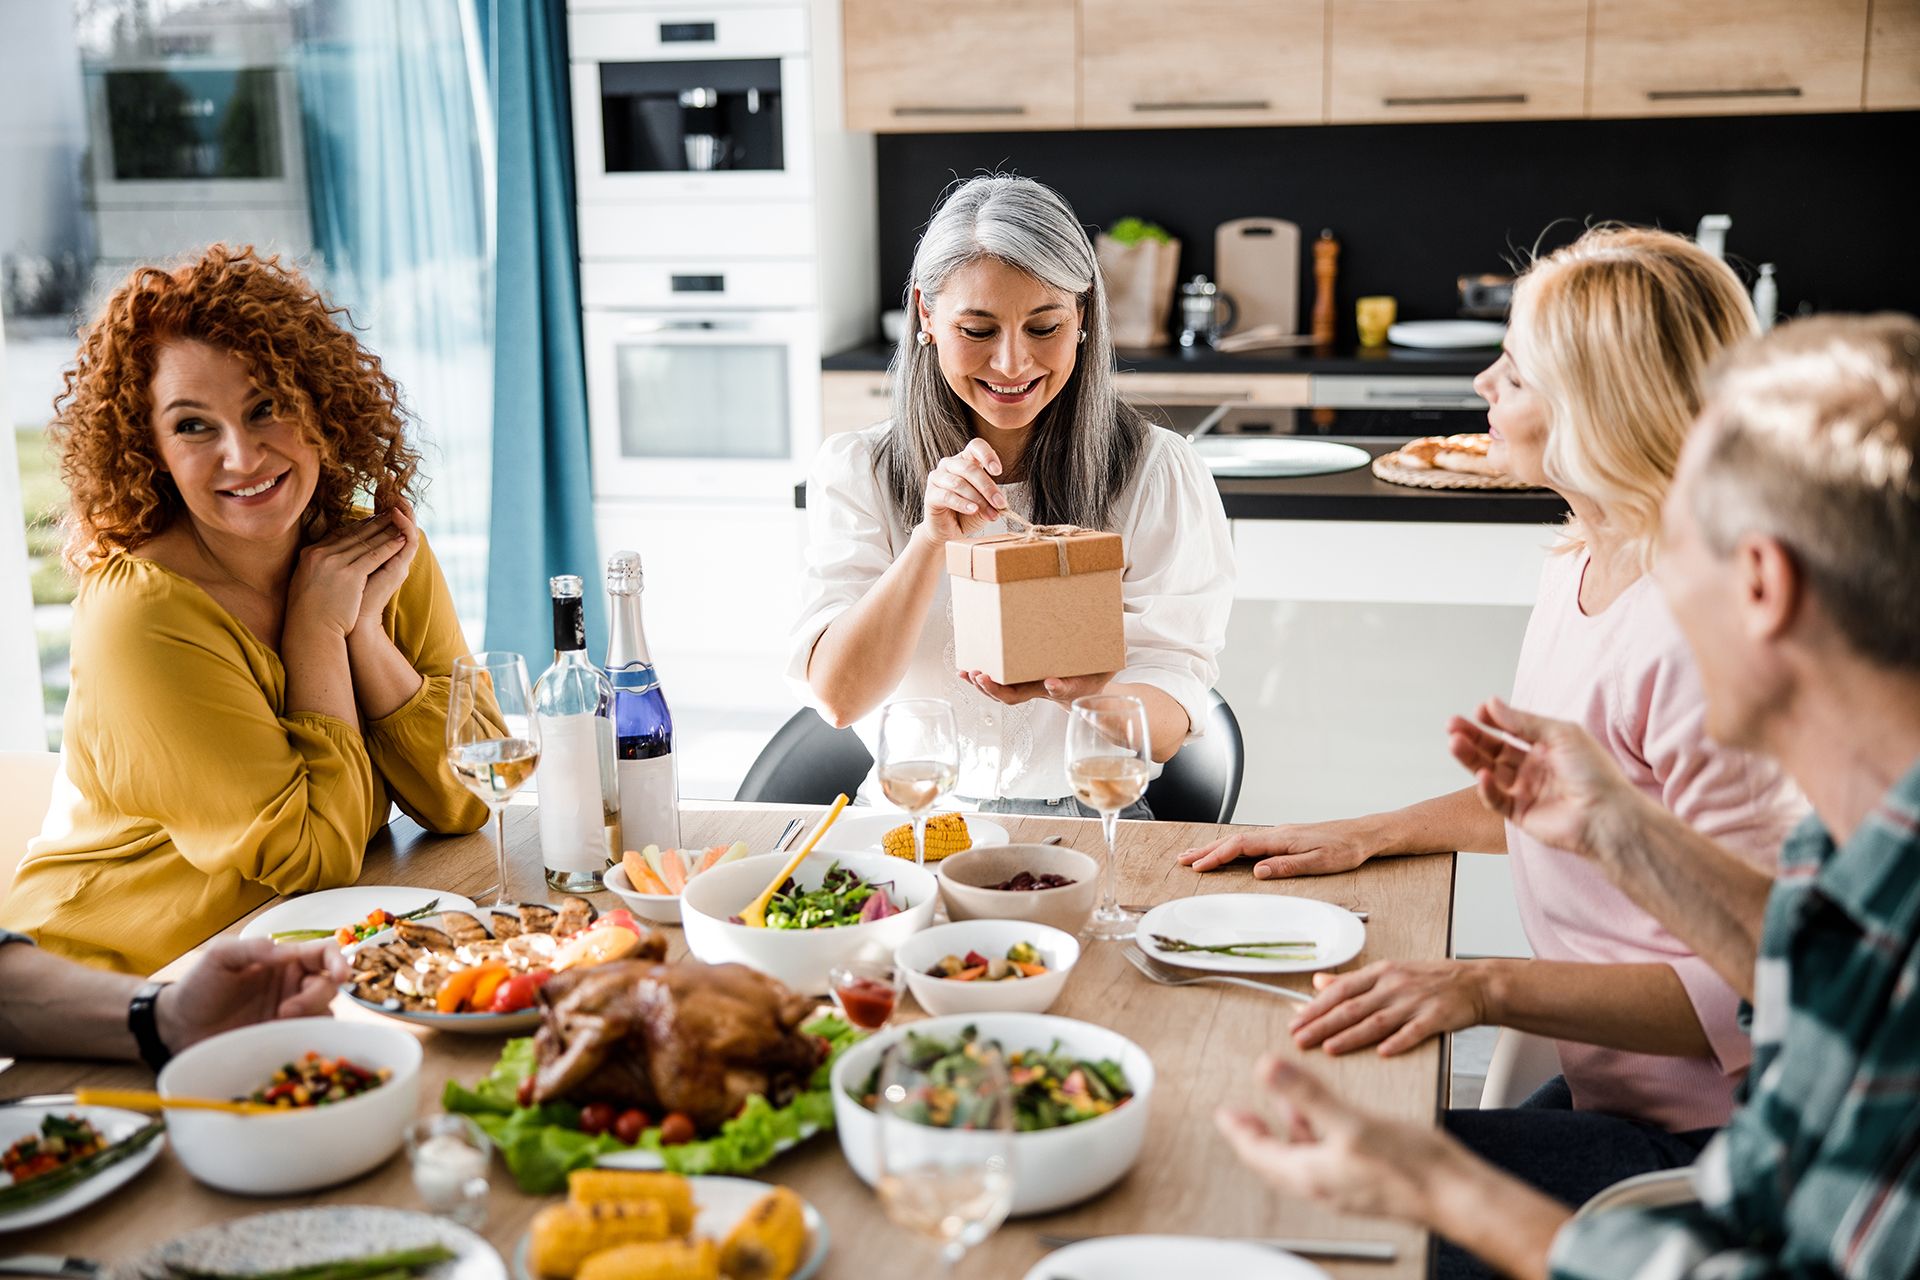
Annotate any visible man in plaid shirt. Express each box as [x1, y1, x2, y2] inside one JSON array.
[[1216, 314, 1920, 1280]]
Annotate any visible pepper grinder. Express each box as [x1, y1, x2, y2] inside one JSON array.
[[1312, 229, 1340, 347]]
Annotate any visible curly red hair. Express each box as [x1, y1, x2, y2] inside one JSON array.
[[54, 244, 422, 569]]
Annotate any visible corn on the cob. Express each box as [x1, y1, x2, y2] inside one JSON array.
[[528, 1200, 673, 1278], [574, 1239, 719, 1280], [567, 1168, 696, 1234], [718, 1187, 808, 1280], [882, 811, 971, 861]]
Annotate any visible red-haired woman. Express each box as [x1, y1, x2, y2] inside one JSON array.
[[0, 246, 487, 973]]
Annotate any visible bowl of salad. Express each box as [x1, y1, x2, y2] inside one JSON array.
[[895, 919, 1080, 1017], [830, 1013, 1154, 1215], [680, 849, 937, 996], [157, 1017, 421, 1195]]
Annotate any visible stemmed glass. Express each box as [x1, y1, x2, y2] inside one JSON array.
[[876, 698, 960, 870], [873, 1035, 1015, 1269], [446, 652, 541, 906], [1066, 694, 1154, 941]]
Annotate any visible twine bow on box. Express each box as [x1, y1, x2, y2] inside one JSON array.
[[975, 511, 1080, 575]]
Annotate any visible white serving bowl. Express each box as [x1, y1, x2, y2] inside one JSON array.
[[157, 1016, 422, 1195], [830, 1012, 1154, 1216], [680, 849, 938, 995], [895, 920, 1080, 1017]]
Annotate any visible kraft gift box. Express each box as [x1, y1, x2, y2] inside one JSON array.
[[945, 524, 1126, 686]]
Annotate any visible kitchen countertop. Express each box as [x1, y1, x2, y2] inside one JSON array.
[[794, 437, 1567, 525], [822, 339, 1495, 377]]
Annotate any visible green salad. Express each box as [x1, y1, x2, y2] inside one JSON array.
[[854, 1024, 1133, 1133], [444, 1015, 861, 1193], [761, 861, 901, 930]]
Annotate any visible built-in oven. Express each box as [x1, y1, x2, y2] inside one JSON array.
[[569, 4, 813, 205], [583, 305, 820, 501]]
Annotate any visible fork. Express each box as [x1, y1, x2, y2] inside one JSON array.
[[1122, 945, 1314, 1003]]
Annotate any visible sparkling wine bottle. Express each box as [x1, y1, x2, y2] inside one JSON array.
[[605, 551, 681, 852], [532, 575, 622, 891]]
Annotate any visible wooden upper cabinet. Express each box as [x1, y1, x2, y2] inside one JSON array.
[[1327, 0, 1589, 123], [1080, 0, 1324, 128], [1867, 0, 1920, 109], [842, 0, 1078, 132], [1590, 0, 1870, 116]]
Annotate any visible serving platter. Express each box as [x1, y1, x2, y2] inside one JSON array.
[[1135, 894, 1366, 974], [510, 1176, 829, 1280], [814, 811, 1010, 860], [1024, 1235, 1329, 1280], [0, 1102, 166, 1232], [109, 1206, 504, 1280], [239, 885, 477, 942]]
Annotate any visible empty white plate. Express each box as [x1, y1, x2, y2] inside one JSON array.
[[1388, 319, 1507, 349], [1136, 894, 1366, 974], [240, 885, 477, 943], [1023, 1235, 1329, 1280], [1194, 437, 1372, 478], [814, 811, 1010, 858]]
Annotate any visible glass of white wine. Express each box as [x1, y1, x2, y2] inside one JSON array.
[[447, 652, 540, 906], [874, 1035, 1015, 1269], [1066, 694, 1154, 941], [876, 698, 959, 870]]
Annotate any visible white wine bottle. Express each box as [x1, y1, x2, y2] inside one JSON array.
[[532, 575, 622, 891]]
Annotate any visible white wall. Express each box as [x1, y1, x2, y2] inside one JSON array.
[[0, 300, 51, 750]]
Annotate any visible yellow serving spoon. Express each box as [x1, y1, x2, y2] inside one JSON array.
[[75, 1087, 284, 1116], [736, 794, 850, 929]]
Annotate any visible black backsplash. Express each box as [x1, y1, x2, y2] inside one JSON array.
[[875, 112, 1918, 345]]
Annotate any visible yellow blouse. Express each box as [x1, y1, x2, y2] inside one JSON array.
[[0, 533, 489, 974]]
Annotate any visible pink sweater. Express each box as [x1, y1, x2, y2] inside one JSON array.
[[1506, 552, 1804, 1133]]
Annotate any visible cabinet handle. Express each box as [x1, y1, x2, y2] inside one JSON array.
[[1646, 86, 1802, 102], [1382, 93, 1528, 107], [1132, 99, 1272, 112], [891, 104, 1028, 117]]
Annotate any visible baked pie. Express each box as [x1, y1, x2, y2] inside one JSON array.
[[1391, 432, 1504, 477]]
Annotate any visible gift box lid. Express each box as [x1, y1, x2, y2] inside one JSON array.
[[945, 524, 1125, 583]]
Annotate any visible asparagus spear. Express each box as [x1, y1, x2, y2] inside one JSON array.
[[271, 899, 441, 943], [167, 1245, 455, 1280], [1150, 934, 1318, 958], [0, 1118, 164, 1212]]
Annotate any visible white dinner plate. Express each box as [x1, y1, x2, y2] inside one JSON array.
[[109, 1206, 504, 1280], [1194, 437, 1373, 478], [511, 1176, 829, 1280], [1136, 894, 1366, 974], [240, 885, 477, 943], [1024, 1235, 1329, 1280], [0, 1104, 166, 1232], [814, 811, 1010, 861], [1387, 319, 1507, 349]]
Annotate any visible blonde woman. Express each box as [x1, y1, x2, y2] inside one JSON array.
[[789, 175, 1233, 814], [1185, 229, 1805, 1225]]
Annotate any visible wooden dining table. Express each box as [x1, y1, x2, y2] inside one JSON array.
[[0, 801, 1454, 1278]]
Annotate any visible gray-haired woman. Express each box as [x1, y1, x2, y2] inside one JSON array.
[[785, 175, 1234, 816]]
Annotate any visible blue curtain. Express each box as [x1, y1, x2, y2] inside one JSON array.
[[480, 0, 603, 661]]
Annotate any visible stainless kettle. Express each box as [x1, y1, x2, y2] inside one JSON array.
[[1178, 275, 1237, 348]]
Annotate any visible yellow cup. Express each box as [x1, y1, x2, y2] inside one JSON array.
[[1356, 296, 1398, 348]]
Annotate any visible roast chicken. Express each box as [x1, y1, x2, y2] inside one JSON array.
[[529, 958, 826, 1132]]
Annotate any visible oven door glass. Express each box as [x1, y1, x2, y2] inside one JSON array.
[[614, 341, 790, 461], [599, 58, 784, 175]]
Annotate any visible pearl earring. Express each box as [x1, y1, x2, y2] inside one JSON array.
[[916, 331, 932, 347]]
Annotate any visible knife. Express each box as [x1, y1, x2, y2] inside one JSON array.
[[1037, 1233, 1397, 1262], [0, 1258, 99, 1278]]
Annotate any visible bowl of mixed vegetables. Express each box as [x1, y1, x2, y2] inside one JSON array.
[[830, 1013, 1154, 1215], [680, 850, 937, 996], [895, 919, 1081, 1016], [157, 1017, 422, 1195]]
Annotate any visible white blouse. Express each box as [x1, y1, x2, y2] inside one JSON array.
[[786, 421, 1235, 801]]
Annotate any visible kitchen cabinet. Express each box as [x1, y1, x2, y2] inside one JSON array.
[[1080, 0, 1324, 128], [1589, 0, 1871, 117], [821, 370, 892, 437], [1114, 371, 1313, 407], [1326, 0, 1590, 123], [1868, 0, 1920, 109], [841, 0, 1078, 132]]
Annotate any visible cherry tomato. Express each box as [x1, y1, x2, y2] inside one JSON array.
[[489, 969, 555, 1014], [613, 1108, 646, 1145], [658, 1112, 696, 1146], [516, 1077, 536, 1108], [579, 1103, 616, 1137]]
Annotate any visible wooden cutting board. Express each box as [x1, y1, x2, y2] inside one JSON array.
[[1215, 216, 1301, 337]]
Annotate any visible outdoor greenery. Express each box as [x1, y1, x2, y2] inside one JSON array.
[[17, 425, 71, 745]]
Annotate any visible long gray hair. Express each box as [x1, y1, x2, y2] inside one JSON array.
[[875, 175, 1150, 533]]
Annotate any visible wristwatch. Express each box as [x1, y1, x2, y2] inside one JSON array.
[[128, 981, 171, 1072]]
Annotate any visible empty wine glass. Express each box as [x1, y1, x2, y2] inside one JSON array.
[[447, 652, 540, 906], [1065, 694, 1153, 941], [876, 698, 960, 870], [874, 1033, 1015, 1269]]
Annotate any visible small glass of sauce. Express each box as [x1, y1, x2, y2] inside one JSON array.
[[829, 959, 903, 1030]]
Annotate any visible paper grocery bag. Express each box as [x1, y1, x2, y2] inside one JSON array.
[[946, 523, 1126, 686], [1096, 233, 1181, 349]]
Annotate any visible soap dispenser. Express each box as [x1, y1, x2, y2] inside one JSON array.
[[1695, 214, 1732, 260], [1752, 264, 1778, 333]]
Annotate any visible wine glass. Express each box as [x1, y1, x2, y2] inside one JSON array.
[[876, 698, 960, 870], [1065, 694, 1154, 941], [446, 652, 540, 906], [873, 1035, 1015, 1269]]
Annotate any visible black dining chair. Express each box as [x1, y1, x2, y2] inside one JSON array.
[[734, 690, 1246, 825]]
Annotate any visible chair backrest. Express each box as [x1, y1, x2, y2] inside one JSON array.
[[734, 691, 1245, 824], [1, 751, 61, 903]]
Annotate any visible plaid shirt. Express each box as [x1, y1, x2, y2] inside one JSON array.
[[1550, 756, 1920, 1280]]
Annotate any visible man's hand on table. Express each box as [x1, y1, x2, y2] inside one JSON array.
[[1218, 1053, 1569, 1280], [157, 938, 348, 1053]]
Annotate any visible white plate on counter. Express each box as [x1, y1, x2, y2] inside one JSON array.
[[1135, 894, 1365, 974], [814, 811, 1009, 860], [510, 1176, 828, 1280], [1024, 1235, 1328, 1280], [1387, 319, 1506, 349], [0, 1103, 166, 1232], [240, 886, 477, 943], [1194, 437, 1372, 479]]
